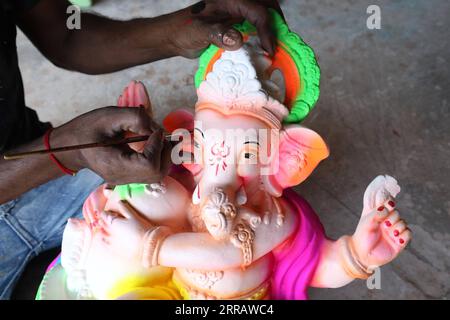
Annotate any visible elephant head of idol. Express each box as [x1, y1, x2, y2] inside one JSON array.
[[172, 20, 329, 240]]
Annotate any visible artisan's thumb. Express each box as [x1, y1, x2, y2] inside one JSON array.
[[208, 25, 243, 51]]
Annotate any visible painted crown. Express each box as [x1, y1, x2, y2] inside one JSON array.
[[196, 48, 288, 129], [194, 9, 321, 127]]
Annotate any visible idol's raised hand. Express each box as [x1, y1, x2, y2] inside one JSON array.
[[351, 176, 411, 270]]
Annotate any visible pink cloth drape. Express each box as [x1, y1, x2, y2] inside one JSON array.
[[271, 188, 325, 300]]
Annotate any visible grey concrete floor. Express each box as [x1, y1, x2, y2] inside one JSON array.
[[14, 0, 449, 299]]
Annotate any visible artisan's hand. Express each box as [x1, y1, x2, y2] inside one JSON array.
[[167, 0, 284, 58], [18, 0, 283, 74], [53, 106, 172, 185]]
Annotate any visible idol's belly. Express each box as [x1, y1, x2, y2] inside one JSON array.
[[175, 253, 274, 299]]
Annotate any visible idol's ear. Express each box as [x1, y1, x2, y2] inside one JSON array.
[[262, 125, 329, 197], [116, 81, 152, 153], [162, 108, 194, 133], [163, 109, 198, 174], [117, 80, 152, 116]]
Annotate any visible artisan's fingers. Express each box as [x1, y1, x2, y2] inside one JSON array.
[[160, 138, 173, 177], [107, 106, 154, 136], [190, 1, 207, 15], [189, 0, 277, 54], [142, 129, 165, 172], [255, 0, 284, 19], [207, 23, 243, 51], [212, 0, 276, 55]]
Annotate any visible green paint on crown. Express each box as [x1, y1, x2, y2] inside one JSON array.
[[69, 0, 92, 7], [114, 183, 148, 200]]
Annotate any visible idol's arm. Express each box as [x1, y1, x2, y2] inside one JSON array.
[[309, 238, 355, 288], [158, 233, 242, 270], [311, 199, 411, 288], [156, 209, 298, 270]]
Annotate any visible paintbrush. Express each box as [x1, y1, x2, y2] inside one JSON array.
[[3, 132, 186, 160]]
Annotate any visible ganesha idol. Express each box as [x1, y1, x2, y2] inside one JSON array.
[[37, 10, 411, 300]]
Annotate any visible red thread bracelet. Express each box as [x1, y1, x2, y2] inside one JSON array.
[[44, 128, 77, 176]]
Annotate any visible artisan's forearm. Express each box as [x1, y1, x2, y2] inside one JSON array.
[[18, 0, 188, 75], [0, 130, 80, 204], [61, 12, 181, 74]]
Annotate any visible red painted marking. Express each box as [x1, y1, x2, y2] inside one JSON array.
[[399, 238, 405, 244], [210, 141, 231, 176], [394, 230, 399, 237], [385, 221, 392, 227], [388, 200, 395, 207], [377, 206, 384, 211]]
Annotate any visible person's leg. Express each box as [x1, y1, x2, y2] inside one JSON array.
[[0, 169, 103, 299]]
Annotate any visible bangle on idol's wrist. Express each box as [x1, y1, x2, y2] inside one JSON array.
[[338, 236, 373, 279], [141, 226, 172, 268]]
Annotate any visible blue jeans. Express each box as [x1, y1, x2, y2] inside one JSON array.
[[0, 169, 103, 299]]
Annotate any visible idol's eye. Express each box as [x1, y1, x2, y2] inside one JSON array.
[[241, 150, 257, 162], [244, 151, 257, 159], [194, 140, 200, 148]]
